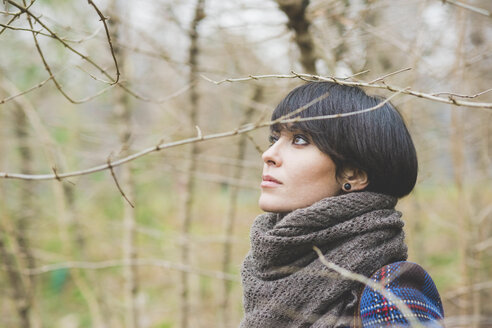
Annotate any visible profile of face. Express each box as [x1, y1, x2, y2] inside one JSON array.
[[259, 129, 342, 213], [259, 82, 417, 210]]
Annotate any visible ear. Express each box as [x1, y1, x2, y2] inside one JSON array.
[[340, 167, 369, 192]]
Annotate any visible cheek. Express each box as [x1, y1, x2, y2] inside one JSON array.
[[301, 161, 334, 183], [295, 161, 338, 195]]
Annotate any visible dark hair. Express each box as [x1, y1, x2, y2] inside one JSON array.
[[271, 82, 418, 198]]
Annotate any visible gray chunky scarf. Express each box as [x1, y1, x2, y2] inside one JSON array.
[[240, 192, 407, 328]]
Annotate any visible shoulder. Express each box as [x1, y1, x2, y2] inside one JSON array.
[[359, 261, 445, 327]]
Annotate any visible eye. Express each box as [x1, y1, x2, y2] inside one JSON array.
[[268, 134, 279, 146], [293, 134, 309, 145]]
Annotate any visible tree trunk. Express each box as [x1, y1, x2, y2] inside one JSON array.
[[108, 1, 140, 327], [276, 0, 317, 74], [220, 87, 262, 327]]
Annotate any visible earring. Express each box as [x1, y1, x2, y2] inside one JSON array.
[[343, 183, 352, 191]]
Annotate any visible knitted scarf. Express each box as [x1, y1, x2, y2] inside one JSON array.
[[240, 192, 408, 328]]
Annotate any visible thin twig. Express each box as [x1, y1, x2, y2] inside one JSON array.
[[367, 67, 412, 84], [340, 69, 370, 80], [432, 88, 492, 99], [0, 0, 36, 36], [0, 10, 21, 15], [87, 0, 120, 84], [20, 0, 92, 104], [76, 62, 189, 105], [0, 75, 54, 105], [3, 0, 187, 104], [1, 8, 122, 105], [0, 66, 109, 106], [119, 82, 193, 104], [271, 92, 331, 122], [107, 156, 135, 208], [441, 0, 491, 17], [6, 0, 115, 86], [18, 259, 239, 282], [61, 25, 103, 43], [0, 70, 187, 106], [0, 93, 397, 181], [246, 134, 264, 154], [51, 166, 61, 182], [281, 89, 403, 124], [313, 246, 423, 328], [0, 20, 102, 42], [0, 22, 45, 34], [160, 164, 258, 190], [201, 73, 299, 84], [75, 65, 114, 83], [203, 70, 492, 110], [50, 166, 74, 185]]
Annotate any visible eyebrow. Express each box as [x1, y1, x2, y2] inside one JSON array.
[[270, 126, 314, 143]]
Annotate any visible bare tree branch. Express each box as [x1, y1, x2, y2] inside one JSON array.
[[203, 71, 492, 110], [313, 246, 424, 328], [0, 0, 35, 36], [4, 0, 106, 77], [0, 9, 22, 15], [442, 0, 491, 18], [5, 0, 121, 103], [87, 0, 120, 84], [16, 0, 107, 104], [0, 20, 103, 42], [0, 22, 45, 34], [0, 75, 53, 105], [432, 88, 492, 99], [0, 92, 401, 181], [2, 1, 194, 105], [367, 67, 412, 84], [20, 259, 239, 282], [107, 156, 135, 208]]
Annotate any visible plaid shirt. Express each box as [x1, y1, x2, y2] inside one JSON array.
[[359, 261, 445, 327]]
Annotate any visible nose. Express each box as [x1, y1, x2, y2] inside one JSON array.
[[262, 140, 282, 167]]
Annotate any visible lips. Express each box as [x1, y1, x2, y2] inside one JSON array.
[[261, 175, 282, 188]]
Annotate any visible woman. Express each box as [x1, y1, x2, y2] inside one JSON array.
[[240, 82, 444, 327]]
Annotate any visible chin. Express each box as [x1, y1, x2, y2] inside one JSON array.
[[258, 197, 291, 213], [259, 198, 278, 212], [258, 201, 274, 212]]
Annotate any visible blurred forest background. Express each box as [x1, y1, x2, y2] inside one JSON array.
[[1, 0, 491, 327]]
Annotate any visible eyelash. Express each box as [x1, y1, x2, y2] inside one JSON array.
[[293, 134, 309, 145], [268, 134, 309, 146]]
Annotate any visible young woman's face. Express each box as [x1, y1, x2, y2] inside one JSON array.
[[259, 129, 341, 213]]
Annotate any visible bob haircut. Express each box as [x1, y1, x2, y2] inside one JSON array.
[[271, 82, 418, 198]]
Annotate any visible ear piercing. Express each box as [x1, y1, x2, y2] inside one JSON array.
[[343, 183, 352, 191]]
